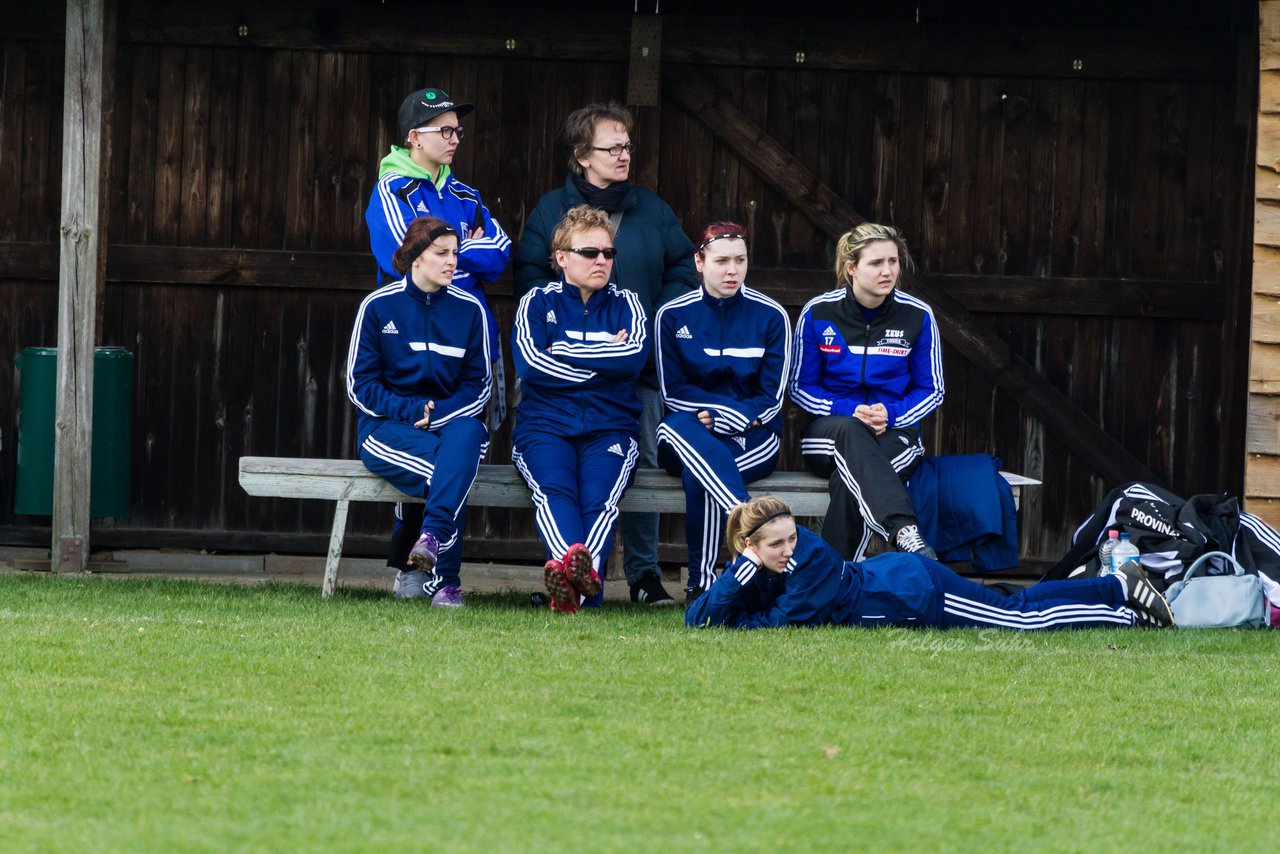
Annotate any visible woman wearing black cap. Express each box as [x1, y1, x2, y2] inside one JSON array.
[[365, 86, 512, 578]]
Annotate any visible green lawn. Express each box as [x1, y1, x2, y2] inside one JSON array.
[[2, 573, 1276, 852]]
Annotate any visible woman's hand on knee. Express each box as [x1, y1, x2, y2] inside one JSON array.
[[853, 403, 887, 435]]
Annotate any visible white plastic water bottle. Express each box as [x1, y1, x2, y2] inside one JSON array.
[[1097, 530, 1120, 576], [1110, 532, 1140, 574]]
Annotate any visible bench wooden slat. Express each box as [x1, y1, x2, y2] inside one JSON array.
[[237, 456, 1039, 597]]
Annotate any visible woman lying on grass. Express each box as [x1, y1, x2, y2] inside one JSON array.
[[685, 496, 1174, 630]]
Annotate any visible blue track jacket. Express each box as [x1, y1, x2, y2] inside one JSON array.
[[346, 278, 492, 444], [366, 155, 511, 350], [511, 281, 650, 435], [685, 527, 940, 629], [790, 287, 944, 428], [905, 455, 1020, 571], [655, 285, 792, 437]]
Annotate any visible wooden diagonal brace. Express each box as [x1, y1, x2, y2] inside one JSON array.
[[664, 66, 1158, 487]]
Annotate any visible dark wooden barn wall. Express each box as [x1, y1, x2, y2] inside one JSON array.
[[0, 13, 1250, 565]]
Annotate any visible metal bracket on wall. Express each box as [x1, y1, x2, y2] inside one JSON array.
[[627, 15, 662, 107]]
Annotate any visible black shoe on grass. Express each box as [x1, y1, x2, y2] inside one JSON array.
[[630, 574, 677, 606]]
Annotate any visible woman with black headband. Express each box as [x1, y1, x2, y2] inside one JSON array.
[[654, 222, 791, 603], [686, 496, 1174, 630], [346, 216, 492, 606]]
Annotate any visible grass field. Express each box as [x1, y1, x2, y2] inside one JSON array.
[[2, 573, 1277, 852]]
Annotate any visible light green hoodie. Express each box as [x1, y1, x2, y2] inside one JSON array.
[[378, 146, 452, 190]]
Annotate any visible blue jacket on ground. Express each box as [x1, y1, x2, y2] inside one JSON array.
[[346, 278, 492, 445], [511, 281, 650, 436], [655, 285, 791, 437], [685, 527, 937, 629], [790, 286, 944, 428], [905, 455, 1020, 571], [513, 177, 698, 311], [365, 151, 511, 354]]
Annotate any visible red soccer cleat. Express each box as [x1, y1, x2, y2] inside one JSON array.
[[562, 543, 602, 599], [542, 559, 579, 614]]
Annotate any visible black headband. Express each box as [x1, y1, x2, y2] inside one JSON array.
[[746, 510, 793, 538], [697, 233, 748, 253], [428, 225, 457, 243]]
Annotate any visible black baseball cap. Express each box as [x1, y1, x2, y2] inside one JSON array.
[[398, 88, 474, 141]]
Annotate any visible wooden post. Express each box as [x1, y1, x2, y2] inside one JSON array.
[[53, 0, 111, 572]]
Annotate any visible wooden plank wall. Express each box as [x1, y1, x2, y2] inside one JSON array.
[[1250, 2, 1280, 525], [0, 3, 1255, 566]]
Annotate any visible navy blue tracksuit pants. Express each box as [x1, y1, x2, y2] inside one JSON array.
[[359, 416, 489, 595], [657, 411, 779, 591], [512, 426, 639, 603]]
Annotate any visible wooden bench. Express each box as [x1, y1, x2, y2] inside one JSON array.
[[238, 456, 1038, 597]]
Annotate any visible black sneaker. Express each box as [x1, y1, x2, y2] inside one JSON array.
[[894, 524, 938, 560], [1116, 560, 1174, 627], [630, 574, 677, 606], [684, 587, 706, 607]]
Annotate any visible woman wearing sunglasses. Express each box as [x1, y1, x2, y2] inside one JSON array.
[[511, 206, 650, 613], [685, 496, 1173, 630], [365, 87, 512, 581], [515, 102, 698, 607], [654, 222, 791, 603]]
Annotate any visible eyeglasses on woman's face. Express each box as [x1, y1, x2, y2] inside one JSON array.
[[590, 143, 635, 157], [414, 125, 465, 141]]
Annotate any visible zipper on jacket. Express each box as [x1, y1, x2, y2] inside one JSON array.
[[859, 320, 872, 406]]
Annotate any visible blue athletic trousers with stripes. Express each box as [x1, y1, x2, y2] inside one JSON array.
[[927, 564, 1133, 629], [512, 427, 639, 605], [359, 416, 489, 591], [656, 411, 779, 592], [801, 415, 924, 561]]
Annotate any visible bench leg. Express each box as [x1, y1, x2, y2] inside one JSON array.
[[323, 499, 350, 598]]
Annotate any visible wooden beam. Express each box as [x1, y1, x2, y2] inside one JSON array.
[[53, 0, 112, 573], [1247, 393, 1280, 454], [1, 241, 1224, 319], [750, 268, 1225, 320], [5, 6, 1237, 80], [665, 66, 1160, 487]]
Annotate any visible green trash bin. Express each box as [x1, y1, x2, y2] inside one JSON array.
[[14, 346, 133, 517]]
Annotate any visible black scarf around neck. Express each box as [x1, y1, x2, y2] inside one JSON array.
[[573, 175, 631, 213]]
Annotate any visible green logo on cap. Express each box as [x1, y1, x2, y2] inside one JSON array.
[[426, 91, 437, 100]]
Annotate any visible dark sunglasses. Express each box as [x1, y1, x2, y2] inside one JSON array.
[[566, 247, 617, 260]]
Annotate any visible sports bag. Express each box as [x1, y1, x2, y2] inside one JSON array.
[[1164, 552, 1266, 628]]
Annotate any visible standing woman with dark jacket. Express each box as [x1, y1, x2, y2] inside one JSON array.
[[347, 217, 491, 606], [790, 223, 944, 562], [511, 206, 650, 614], [515, 102, 698, 606], [655, 222, 791, 602]]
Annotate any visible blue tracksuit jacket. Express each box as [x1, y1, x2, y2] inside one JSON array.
[[511, 281, 650, 436], [655, 285, 791, 437], [366, 158, 511, 355], [346, 278, 491, 444], [905, 455, 1020, 571], [686, 526, 1134, 631], [790, 287, 944, 427]]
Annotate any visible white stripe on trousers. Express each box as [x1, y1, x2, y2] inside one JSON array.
[[942, 593, 1134, 629]]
